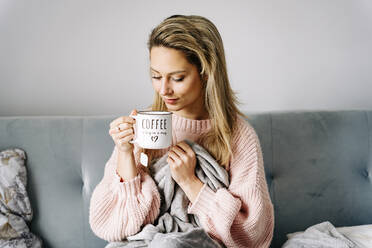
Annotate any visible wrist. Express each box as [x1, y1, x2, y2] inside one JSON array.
[[116, 148, 138, 181], [115, 169, 125, 182], [179, 175, 198, 188], [117, 146, 134, 156], [180, 177, 204, 203]]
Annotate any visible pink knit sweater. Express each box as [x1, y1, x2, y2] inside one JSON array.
[[89, 113, 274, 248]]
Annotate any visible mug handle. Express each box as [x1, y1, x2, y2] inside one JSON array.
[[128, 114, 138, 144]]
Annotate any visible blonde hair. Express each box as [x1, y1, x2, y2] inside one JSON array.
[[146, 15, 246, 168]]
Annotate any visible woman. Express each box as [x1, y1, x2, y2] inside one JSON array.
[[89, 15, 274, 248]]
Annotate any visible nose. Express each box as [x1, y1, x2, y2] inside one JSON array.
[[159, 78, 173, 96]]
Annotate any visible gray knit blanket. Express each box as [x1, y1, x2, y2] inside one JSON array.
[[105, 140, 228, 248]]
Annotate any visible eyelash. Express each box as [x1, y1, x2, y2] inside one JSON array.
[[151, 76, 184, 82]]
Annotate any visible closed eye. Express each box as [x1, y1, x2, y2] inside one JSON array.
[[173, 77, 184, 82], [151, 76, 184, 82]]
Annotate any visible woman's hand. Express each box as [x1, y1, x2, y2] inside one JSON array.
[[167, 141, 197, 186], [109, 109, 137, 154], [167, 141, 204, 203]]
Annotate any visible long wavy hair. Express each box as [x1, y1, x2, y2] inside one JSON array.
[[145, 15, 245, 168]]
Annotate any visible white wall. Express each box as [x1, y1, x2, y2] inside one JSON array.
[[1, 0, 371, 116]]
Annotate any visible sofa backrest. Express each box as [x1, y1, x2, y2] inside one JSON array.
[[0, 110, 371, 248], [248, 110, 372, 247]]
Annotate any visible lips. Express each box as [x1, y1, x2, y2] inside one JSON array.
[[164, 98, 178, 104]]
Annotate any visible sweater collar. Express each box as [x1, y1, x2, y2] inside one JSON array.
[[172, 112, 212, 134]]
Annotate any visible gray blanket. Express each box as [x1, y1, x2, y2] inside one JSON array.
[[0, 148, 42, 248], [282, 221, 358, 248], [105, 140, 228, 248]]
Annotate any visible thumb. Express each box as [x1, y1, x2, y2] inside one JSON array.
[[130, 109, 138, 116]]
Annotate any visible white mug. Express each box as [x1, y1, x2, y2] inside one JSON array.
[[129, 111, 173, 149]]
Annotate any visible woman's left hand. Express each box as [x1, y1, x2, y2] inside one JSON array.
[[167, 141, 197, 187]]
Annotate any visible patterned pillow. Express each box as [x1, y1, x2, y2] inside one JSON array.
[[0, 148, 42, 247], [0, 148, 32, 221]]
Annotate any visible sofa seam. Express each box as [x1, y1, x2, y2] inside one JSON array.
[[81, 117, 87, 247], [365, 111, 371, 170], [270, 114, 276, 207]]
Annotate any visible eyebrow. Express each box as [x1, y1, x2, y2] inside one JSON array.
[[150, 67, 186, 75]]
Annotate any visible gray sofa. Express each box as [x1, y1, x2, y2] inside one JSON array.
[[1, 110, 371, 248]]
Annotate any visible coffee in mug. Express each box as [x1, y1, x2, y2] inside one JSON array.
[[129, 111, 172, 149]]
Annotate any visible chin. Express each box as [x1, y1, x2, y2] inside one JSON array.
[[165, 104, 182, 112]]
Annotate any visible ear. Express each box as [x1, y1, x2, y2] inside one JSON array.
[[203, 74, 208, 82]]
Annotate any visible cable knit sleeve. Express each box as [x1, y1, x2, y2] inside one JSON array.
[[89, 145, 161, 242], [187, 117, 274, 248]]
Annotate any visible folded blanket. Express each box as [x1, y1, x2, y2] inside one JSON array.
[[282, 221, 357, 248], [105, 140, 228, 248], [287, 223, 372, 248], [0, 148, 43, 248]]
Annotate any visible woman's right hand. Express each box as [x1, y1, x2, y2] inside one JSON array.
[[109, 109, 137, 153]]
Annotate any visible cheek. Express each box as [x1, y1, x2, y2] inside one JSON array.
[[181, 81, 202, 98], [176, 78, 199, 96]]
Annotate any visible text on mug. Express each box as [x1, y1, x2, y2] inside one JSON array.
[[142, 119, 167, 130]]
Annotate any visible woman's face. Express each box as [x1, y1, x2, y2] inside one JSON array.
[[150, 46, 207, 119]]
